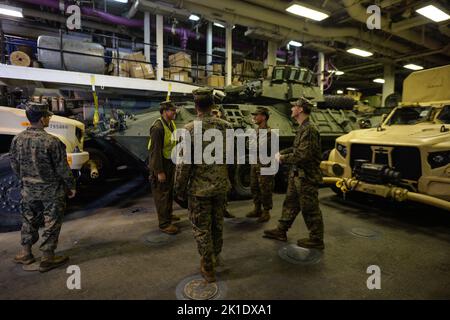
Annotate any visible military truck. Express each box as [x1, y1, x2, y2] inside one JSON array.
[[321, 65, 450, 211], [0, 106, 90, 227]]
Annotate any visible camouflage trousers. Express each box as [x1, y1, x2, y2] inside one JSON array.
[[250, 165, 274, 211], [20, 196, 66, 252], [188, 194, 226, 270], [278, 174, 324, 241], [150, 164, 174, 229]]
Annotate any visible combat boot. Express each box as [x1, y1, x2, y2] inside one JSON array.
[[171, 214, 181, 222], [297, 238, 324, 250], [246, 207, 262, 218], [263, 227, 287, 241], [223, 210, 235, 218], [14, 245, 35, 265], [159, 224, 179, 235], [257, 210, 270, 223], [39, 252, 69, 273], [200, 258, 216, 283]]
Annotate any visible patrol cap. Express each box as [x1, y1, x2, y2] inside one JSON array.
[[193, 87, 214, 110], [25, 102, 53, 123], [290, 96, 314, 114], [159, 100, 177, 113], [192, 87, 214, 97], [251, 106, 270, 119]]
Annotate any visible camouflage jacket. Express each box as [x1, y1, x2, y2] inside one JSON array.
[[175, 114, 232, 197], [253, 126, 273, 169], [10, 127, 75, 200], [279, 118, 322, 184]]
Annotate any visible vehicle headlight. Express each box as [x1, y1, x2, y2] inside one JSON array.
[[427, 151, 450, 169], [336, 143, 347, 158]]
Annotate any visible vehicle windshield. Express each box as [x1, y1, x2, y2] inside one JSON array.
[[387, 106, 433, 125], [437, 105, 450, 124]]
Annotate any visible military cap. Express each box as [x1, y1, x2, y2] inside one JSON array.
[[25, 102, 53, 122], [160, 100, 177, 111], [251, 106, 270, 119], [192, 87, 214, 96], [290, 96, 313, 107]]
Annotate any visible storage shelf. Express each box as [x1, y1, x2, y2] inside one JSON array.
[[0, 64, 199, 94]]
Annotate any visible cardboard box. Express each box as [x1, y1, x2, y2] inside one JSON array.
[[169, 51, 191, 65], [212, 64, 223, 75], [234, 63, 243, 76], [130, 63, 155, 79], [164, 68, 170, 79], [169, 51, 191, 73], [123, 52, 146, 63], [170, 71, 190, 82], [193, 65, 206, 79], [207, 75, 225, 88]]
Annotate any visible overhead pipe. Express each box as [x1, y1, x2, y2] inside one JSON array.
[[15, 0, 144, 28], [341, 0, 448, 56], [176, 0, 444, 64], [240, 0, 449, 64]]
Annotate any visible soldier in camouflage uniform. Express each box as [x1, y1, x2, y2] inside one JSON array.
[[211, 107, 235, 219], [246, 107, 274, 223], [175, 88, 232, 283], [9, 102, 76, 272], [263, 97, 325, 250]]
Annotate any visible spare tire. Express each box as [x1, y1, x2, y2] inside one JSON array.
[[0, 154, 22, 230], [231, 164, 252, 199], [317, 95, 356, 110]]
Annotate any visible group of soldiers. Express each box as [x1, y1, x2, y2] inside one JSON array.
[[10, 89, 324, 282], [148, 88, 324, 282]]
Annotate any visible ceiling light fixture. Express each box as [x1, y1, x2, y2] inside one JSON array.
[[373, 78, 385, 84], [189, 14, 200, 21], [286, 2, 329, 21], [0, 4, 23, 18], [347, 48, 373, 57], [337, 90, 344, 94], [335, 71, 344, 76], [288, 40, 303, 47], [416, 4, 450, 22], [346, 87, 357, 91], [403, 64, 424, 71]]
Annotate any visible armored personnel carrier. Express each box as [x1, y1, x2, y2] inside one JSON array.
[[322, 65, 450, 211], [106, 65, 364, 197]]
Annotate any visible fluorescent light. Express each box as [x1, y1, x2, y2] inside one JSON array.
[[335, 70, 344, 76], [404, 63, 424, 71], [288, 40, 302, 47], [189, 14, 200, 21], [346, 87, 357, 91], [0, 4, 23, 18], [416, 5, 450, 22], [112, 0, 128, 3], [373, 78, 385, 84], [347, 48, 373, 57], [286, 3, 329, 21], [214, 22, 225, 28], [337, 90, 344, 94]]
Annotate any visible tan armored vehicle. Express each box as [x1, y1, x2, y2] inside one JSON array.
[[322, 65, 450, 211]]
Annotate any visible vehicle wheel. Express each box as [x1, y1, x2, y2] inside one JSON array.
[[80, 148, 112, 183], [0, 154, 22, 229], [231, 164, 252, 199]]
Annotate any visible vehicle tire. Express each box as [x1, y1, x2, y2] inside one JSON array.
[[231, 164, 252, 199], [317, 95, 356, 110], [0, 153, 22, 230]]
